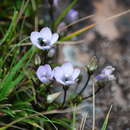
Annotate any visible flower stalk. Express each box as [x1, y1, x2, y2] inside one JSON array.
[[61, 86, 68, 107], [77, 73, 91, 96], [82, 86, 104, 100]]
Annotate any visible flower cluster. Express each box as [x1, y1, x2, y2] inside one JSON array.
[[36, 62, 80, 86], [30, 26, 116, 106]]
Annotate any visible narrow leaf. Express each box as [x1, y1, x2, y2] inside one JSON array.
[[0, 11, 18, 45], [53, 0, 78, 29], [101, 105, 112, 130]]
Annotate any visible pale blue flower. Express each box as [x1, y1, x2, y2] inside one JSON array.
[[66, 9, 79, 22], [36, 64, 53, 83], [95, 66, 115, 81], [30, 27, 59, 50], [53, 63, 80, 86]]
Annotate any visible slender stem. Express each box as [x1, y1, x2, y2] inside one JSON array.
[[61, 86, 68, 107], [48, 0, 54, 21], [92, 80, 95, 130], [44, 50, 48, 64], [82, 86, 104, 100], [77, 74, 91, 96]]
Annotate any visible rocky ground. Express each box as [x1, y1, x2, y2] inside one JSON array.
[[55, 0, 130, 129]]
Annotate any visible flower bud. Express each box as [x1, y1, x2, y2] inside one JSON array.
[[34, 54, 41, 65], [47, 92, 62, 103], [86, 56, 98, 75]]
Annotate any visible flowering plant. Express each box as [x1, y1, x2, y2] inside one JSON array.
[[0, 0, 119, 129]]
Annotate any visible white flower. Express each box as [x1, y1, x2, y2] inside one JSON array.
[[53, 63, 80, 86], [30, 27, 59, 50], [36, 64, 53, 83]]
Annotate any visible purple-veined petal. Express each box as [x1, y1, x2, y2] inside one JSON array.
[[101, 66, 115, 75], [36, 66, 49, 83], [61, 63, 73, 77], [40, 27, 52, 41], [36, 66, 47, 77], [95, 74, 106, 80], [44, 64, 53, 79], [53, 67, 64, 81], [71, 68, 80, 80], [36, 65, 53, 83], [39, 77, 49, 83], [107, 75, 115, 80], [39, 46, 51, 50], [30, 32, 41, 46], [56, 78, 65, 85], [65, 80, 75, 86], [50, 33, 59, 45]]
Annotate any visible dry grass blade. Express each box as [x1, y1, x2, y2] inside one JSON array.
[[0, 104, 92, 129], [80, 112, 88, 130], [92, 79, 95, 130], [62, 9, 130, 41], [16, 0, 30, 24], [79, 112, 86, 130], [100, 8, 130, 24], [59, 14, 94, 33]]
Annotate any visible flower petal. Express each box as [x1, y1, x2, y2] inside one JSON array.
[[36, 66, 49, 83], [61, 63, 73, 77], [56, 79, 65, 85], [108, 75, 115, 80], [53, 66, 67, 85], [38, 46, 51, 50], [71, 68, 80, 80], [40, 77, 49, 83], [44, 64, 53, 79], [36, 65, 53, 83], [53, 67, 64, 81], [36, 66, 47, 77], [65, 80, 75, 85], [95, 74, 106, 81], [50, 33, 59, 45], [30, 32, 42, 47], [40, 27, 52, 41], [102, 66, 115, 75]]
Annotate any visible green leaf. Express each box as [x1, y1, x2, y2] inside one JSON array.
[[101, 105, 112, 130], [0, 108, 15, 117], [22, 120, 44, 130], [0, 73, 24, 101], [52, 118, 71, 130], [61, 23, 96, 41], [0, 47, 34, 101], [0, 11, 18, 45], [53, 0, 78, 29]]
